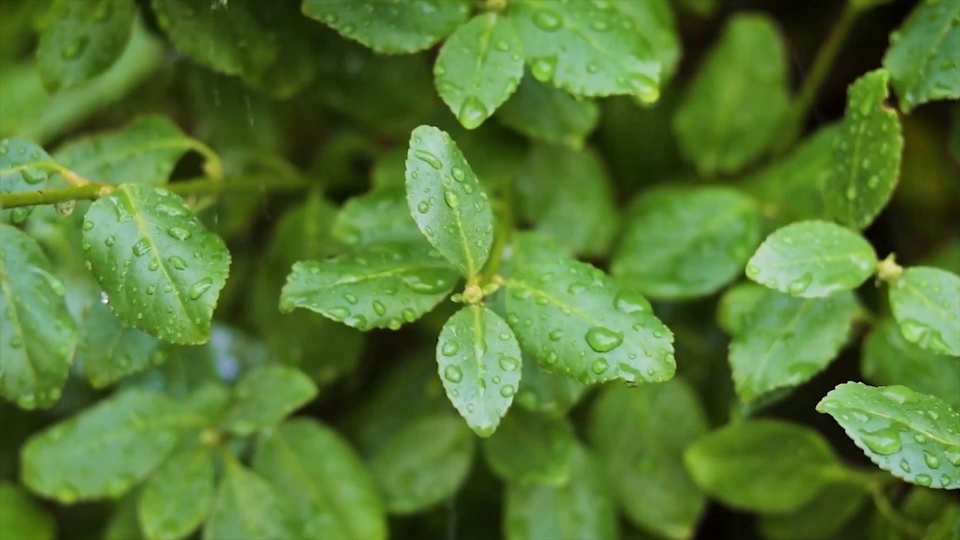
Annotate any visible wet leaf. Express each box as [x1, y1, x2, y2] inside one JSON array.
[[332, 188, 424, 247], [79, 302, 160, 389], [513, 354, 586, 417], [612, 0, 681, 82], [483, 408, 576, 485], [497, 71, 599, 148], [888, 266, 960, 357], [138, 444, 215, 540], [203, 457, 301, 540], [0, 138, 56, 224], [220, 365, 317, 435]]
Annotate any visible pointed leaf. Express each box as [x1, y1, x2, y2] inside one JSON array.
[[817, 382, 960, 490], [497, 72, 599, 148], [203, 458, 301, 540], [0, 224, 76, 409], [504, 258, 675, 385], [888, 266, 960, 357], [138, 444, 215, 540], [0, 139, 56, 224], [0, 482, 55, 540], [220, 365, 317, 436], [79, 302, 160, 389], [332, 189, 423, 247], [82, 184, 231, 344], [405, 125, 494, 276], [483, 408, 576, 485]]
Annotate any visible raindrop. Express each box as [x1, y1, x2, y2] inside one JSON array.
[[500, 385, 516, 397], [614, 290, 650, 314], [444, 365, 463, 383], [533, 10, 562, 31], [591, 358, 609, 374], [168, 256, 187, 270], [451, 167, 466, 182], [414, 149, 443, 170], [328, 307, 350, 320], [860, 427, 902, 455], [548, 329, 563, 341], [444, 190, 461, 208], [131, 239, 151, 257], [189, 278, 212, 300], [585, 326, 623, 353], [167, 227, 191, 240], [22, 169, 47, 184], [498, 355, 519, 371], [442, 341, 459, 356], [458, 97, 488, 130], [787, 273, 813, 295], [104, 235, 116, 247], [923, 451, 941, 469], [373, 300, 387, 315], [417, 201, 430, 214]]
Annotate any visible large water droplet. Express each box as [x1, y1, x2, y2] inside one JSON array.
[[414, 149, 443, 170], [923, 451, 941, 469], [168, 256, 187, 270], [189, 278, 212, 300], [592, 358, 609, 374], [498, 355, 519, 371], [533, 9, 562, 31], [444, 365, 463, 383], [372, 300, 386, 315], [443, 190, 460, 208], [22, 168, 47, 185], [167, 227, 191, 240], [442, 341, 459, 356], [530, 56, 558, 82], [585, 326, 623, 353], [500, 385, 516, 397], [458, 97, 488, 130], [131, 239, 151, 257], [860, 427, 902, 455], [614, 290, 651, 315], [451, 167, 466, 182]]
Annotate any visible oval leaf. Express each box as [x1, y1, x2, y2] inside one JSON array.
[[0, 139, 56, 224], [497, 72, 599, 148], [332, 189, 423, 247], [79, 302, 160, 389], [203, 457, 301, 540], [482, 408, 576, 486], [716, 282, 765, 336], [82, 184, 231, 345], [0, 482, 55, 540], [888, 266, 960, 357], [514, 354, 586, 417], [758, 481, 867, 540], [220, 365, 318, 436], [138, 444, 215, 540]]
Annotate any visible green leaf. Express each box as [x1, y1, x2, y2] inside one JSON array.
[[241, 0, 318, 100], [504, 258, 675, 385], [302, 0, 470, 54], [684, 419, 842, 512], [104, 495, 145, 540], [746, 220, 877, 298], [436, 305, 522, 437], [612, 186, 761, 299], [79, 302, 160, 389], [497, 72, 599, 148], [483, 408, 576, 485], [82, 184, 231, 344], [883, 0, 960, 112], [863, 318, 960, 408], [203, 457, 301, 540], [138, 444, 215, 540], [826, 69, 904, 230], [716, 282, 765, 335], [220, 365, 317, 436], [507, 0, 661, 101], [758, 481, 867, 540], [817, 382, 960, 490], [0, 481, 55, 540], [514, 354, 586, 417], [888, 266, 960, 357], [514, 143, 618, 257], [0, 139, 56, 224], [37, 0, 136, 92], [405, 125, 494, 276], [612, 0, 681, 82], [673, 14, 789, 176], [253, 418, 387, 540], [435, 13, 524, 130], [589, 380, 708, 540], [369, 415, 475, 515], [280, 242, 459, 331], [504, 444, 618, 540], [332, 189, 424, 247], [0, 224, 76, 409], [729, 289, 858, 402], [53, 116, 195, 186], [21, 389, 202, 502]]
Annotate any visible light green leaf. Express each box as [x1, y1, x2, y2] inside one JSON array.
[[483, 408, 576, 485], [82, 184, 231, 344], [369, 415, 474, 515], [684, 419, 842, 512], [746, 220, 877, 298], [612, 0, 681, 82], [507, 0, 660, 100], [254, 419, 387, 540], [405, 125, 494, 276], [138, 444, 215, 540], [37, 0, 135, 92], [220, 365, 317, 436], [435, 13, 524, 130], [79, 302, 160, 389], [729, 289, 858, 402], [504, 258, 675, 385], [612, 186, 761, 299], [863, 318, 960, 408], [280, 242, 459, 331], [0, 138, 56, 224], [0, 224, 76, 409], [589, 380, 708, 540], [21, 389, 203, 502], [758, 481, 867, 540], [0, 481, 55, 540], [514, 143, 618, 257], [203, 457, 301, 540], [504, 444, 618, 540], [514, 354, 586, 417], [53, 116, 195, 186], [716, 282, 765, 335], [883, 0, 960, 112], [827, 69, 904, 230], [497, 72, 599, 148], [888, 266, 960, 357], [437, 305, 522, 437], [332, 189, 424, 247], [302, 0, 470, 54], [817, 382, 960, 490], [673, 14, 789, 176]]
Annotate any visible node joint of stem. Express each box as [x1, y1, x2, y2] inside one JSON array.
[[876, 253, 903, 285]]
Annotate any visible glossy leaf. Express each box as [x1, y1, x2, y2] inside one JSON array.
[[817, 382, 960, 490], [613, 0, 680, 81], [826, 69, 904, 230], [729, 289, 858, 402], [37, 0, 135, 92], [203, 457, 301, 540], [589, 380, 708, 539], [79, 302, 160, 389], [888, 266, 960, 357], [138, 444, 215, 540], [0, 481, 55, 540], [758, 481, 867, 540], [332, 189, 423, 247], [497, 72, 599, 148], [513, 354, 586, 417], [612, 186, 761, 299], [280, 242, 459, 330], [684, 420, 842, 512], [507, 0, 660, 100], [254, 419, 387, 540], [746, 220, 877, 298], [405, 125, 494, 276], [673, 14, 789, 176], [0, 139, 56, 224], [220, 365, 317, 435], [435, 13, 524, 130], [483, 408, 576, 485], [302, 0, 470, 54], [20, 389, 202, 502], [0, 224, 76, 409], [716, 282, 765, 336], [82, 184, 231, 344], [437, 305, 522, 437], [883, 0, 960, 112], [504, 258, 675, 385], [369, 415, 474, 515]]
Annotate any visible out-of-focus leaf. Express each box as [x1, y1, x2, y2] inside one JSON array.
[[888, 266, 960, 357], [498, 72, 599, 148]]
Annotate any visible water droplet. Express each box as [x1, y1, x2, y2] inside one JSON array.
[[104, 235, 116, 247], [189, 278, 212, 300], [131, 239, 151, 257], [54, 199, 75, 216], [167, 227, 191, 240], [614, 290, 650, 315], [458, 97, 488, 130], [899, 458, 911, 473], [444, 190, 460, 208], [372, 300, 386, 315], [787, 273, 813, 295], [451, 167, 466, 182], [417, 201, 430, 214], [328, 306, 350, 320], [414, 149, 443, 170], [61, 36, 89, 60], [444, 365, 463, 383], [498, 355, 519, 371], [548, 329, 563, 341], [845, 186, 857, 200], [495, 40, 509, 51], [544, 351, 558, 365], [530, 56, 558, 82], [500, 385, 516, 397], [592, 358, 609, 374], [880, 386, 917, 405], [442, 341, 459, 356], [923, 451, 941, 469], [585, 326, 623, 353], [533, 9, 562, 31], [860, 427, 902, 455], [745, 264, 760, 278], [22, 168, 47, 184], [168, 256, 187, 270], [82, 220, 94, 231], [915, 474, 932, 487]]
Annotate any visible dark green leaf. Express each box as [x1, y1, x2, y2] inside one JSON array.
[[138, 444, 215, 540], [758, 481, 867, 540], [0, 481, 55, 540], [0, 139, 56, 224], [716, 282, 765, 335], [241, 0, 317, 99], [220, 365, 317, 435], [203, 457, 301, 540], [514, 354, 586, 417], [80, 302, 160, 389], [817, 382, 960, 490], [332, 189, 424, 247], [888, 266, 960, 357], [483, 408, 576, 485], [497, 72, 599, 148], [82, 184, 231, 344], [104, 495, 145, 540]]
